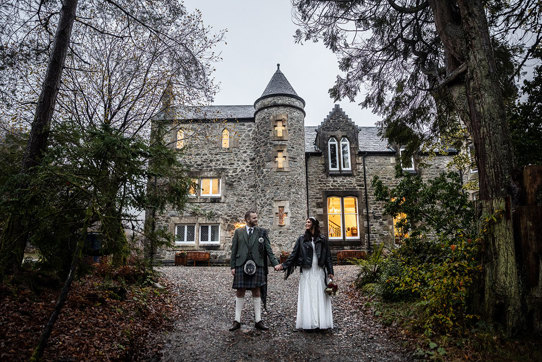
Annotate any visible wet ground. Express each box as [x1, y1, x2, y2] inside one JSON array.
[[156, 265, 411, 361]]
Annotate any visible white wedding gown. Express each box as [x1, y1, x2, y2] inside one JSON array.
[[296, 240, 333, 329]]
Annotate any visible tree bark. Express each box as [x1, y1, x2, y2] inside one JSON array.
[[430, 0, 522, 334], [0, 0, 79, 277]]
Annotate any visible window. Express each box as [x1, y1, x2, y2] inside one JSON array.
[[327, 196, 359, 240], [176, 129, 184, 149], [276, 151, 286, 169], [393, 212, 408, 243], [200, 224, 220, 244], [221, 129, 230, 148], [340, 137, 351, 170], [328, 137, 352, 172], [399, 147, 415, 171], [274, 120, 286, 137], [200, 178, 221, 197], [328, 137, 339, 171], [188, 178, 198, 197], [175, 224, 195, 244]]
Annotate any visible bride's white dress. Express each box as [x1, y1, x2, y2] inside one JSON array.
[[296, 240, 333, 329]]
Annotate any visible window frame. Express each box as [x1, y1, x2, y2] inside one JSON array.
[[199, 224, 220, 245], [175, 224, 196, 245], [399, 147, 415, 171], [200, 178, 221, 197], [326, 195, 360, 241], [328, 137, 340, 171], [340, 137, 352, 171]]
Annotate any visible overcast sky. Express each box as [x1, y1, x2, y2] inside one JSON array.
[[182, 0, 380, 127]]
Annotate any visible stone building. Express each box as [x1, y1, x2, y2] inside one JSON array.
[[153, 65, 456, 264]]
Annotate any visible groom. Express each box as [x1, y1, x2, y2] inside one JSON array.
[[229, 210, 279, 331]]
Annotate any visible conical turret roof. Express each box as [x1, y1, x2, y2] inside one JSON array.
[[255, 64, 305, 106]]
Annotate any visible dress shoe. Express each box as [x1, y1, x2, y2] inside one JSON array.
[[254, 321, 269, 331], [229, 321, 241, 331]]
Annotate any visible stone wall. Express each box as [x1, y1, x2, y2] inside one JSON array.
[[253, 95, 308, 254], [155, 120, 259, 264]]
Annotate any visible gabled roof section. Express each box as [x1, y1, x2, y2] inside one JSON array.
[[254, 64, 305, 106], [155, 105, 255, 121], [317, 104, 359, 132]]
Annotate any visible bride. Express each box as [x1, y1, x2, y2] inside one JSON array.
[[275, 217, 334, 330]]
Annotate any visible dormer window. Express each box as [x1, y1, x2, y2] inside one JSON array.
[[399, 147, 415, 171], [328, 137, 339, 170], [328, 137, 352, 173], [340, 137, 351, 170]]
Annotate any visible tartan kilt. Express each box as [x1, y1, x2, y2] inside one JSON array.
[[232, 265, 267, 289]]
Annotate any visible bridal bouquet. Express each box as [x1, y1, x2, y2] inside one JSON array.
[[325, 280, 338, 296]]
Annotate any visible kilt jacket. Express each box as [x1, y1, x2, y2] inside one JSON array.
[[230, 227, 279, 269]]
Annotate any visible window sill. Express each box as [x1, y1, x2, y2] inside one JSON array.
[[328, 170, 353, 176]]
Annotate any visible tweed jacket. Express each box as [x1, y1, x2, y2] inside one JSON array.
[[230, 227, 279, 268]]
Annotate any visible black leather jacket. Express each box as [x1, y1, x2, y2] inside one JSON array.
[[282, 234, 334, 276]]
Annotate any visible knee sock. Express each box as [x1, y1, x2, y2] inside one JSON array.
[[235, 297, 244, 323], [253, 297, 262, 323]]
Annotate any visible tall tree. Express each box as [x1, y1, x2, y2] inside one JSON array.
[[0, 0, 222, 275], [292, 0, 541, 334]]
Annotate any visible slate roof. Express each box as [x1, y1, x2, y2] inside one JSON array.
[[304, 125, 392, 153], [157, 105, 255, 121], [255, 64, 305, 105]]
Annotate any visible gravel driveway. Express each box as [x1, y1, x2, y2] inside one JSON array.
[[157, 265, 410, 361]]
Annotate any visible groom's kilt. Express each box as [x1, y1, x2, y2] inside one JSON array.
[[232, 265, 266, 289]]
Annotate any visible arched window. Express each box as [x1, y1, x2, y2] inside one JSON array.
[[340, 137, 351, 170], [328, 137, 339, 170], [176, 129, 184, 149], [221, 128, 230, 148]]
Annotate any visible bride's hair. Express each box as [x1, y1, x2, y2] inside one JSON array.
[[304, 217, 320, 241]]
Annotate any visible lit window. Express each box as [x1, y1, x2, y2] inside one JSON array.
[[188, 178, 198, 197], [222, 129, 230, 148], [327, 196, 359, 240], [200, 224, 220, 244], [200, 178, 221, 197], [276, 151, 286, 169], [399, 147, 415, 171], [328, 137, 339, 170], [275, 120, 286, 137], [341, 137, 351, 170], [176, 129, 184, 149], [175, 224, 195, 244], [393, 212, 408, 243]]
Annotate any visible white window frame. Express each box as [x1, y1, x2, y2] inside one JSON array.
[[199, 224, 220, 245], [467, 145, 478, 174], [399, 147, 415, 171], [340, 137, 352, 171], [328, 137, 339, 171], [175, 224, 196, 245], [343, 196, 359, 240], [327, 196, 343, 240], [200, 178, 221, 197]]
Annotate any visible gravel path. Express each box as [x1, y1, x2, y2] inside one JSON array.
[[156, 265, 411, 361]]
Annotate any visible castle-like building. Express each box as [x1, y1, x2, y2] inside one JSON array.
[[153, 65, 454, 263]]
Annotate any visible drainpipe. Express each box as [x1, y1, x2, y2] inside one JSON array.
[[362, 152, 371, 252], [305, 153, 310, 218]]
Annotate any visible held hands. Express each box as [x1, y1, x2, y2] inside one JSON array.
[[328, 274, 334, 280], [274, 264, 283, 271], [231, 268, 235, 276]]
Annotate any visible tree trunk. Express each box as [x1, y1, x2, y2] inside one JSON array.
[[430, 0, 522, 334], [0, 0, 79, 277]]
